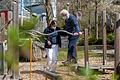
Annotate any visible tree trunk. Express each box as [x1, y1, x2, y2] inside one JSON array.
[[88, 11, 91, 37], [45, 0, 52, 25], [95, 0, 98, 39]]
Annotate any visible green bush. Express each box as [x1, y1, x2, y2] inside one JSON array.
[[19, 16, 38, 30], [19, 16, 38, 38], [77, 38, 84, 46], [89, 37, 102, 45], [88, 36, 96, 45], [94, 38, 103, 45], [107, 33, 114, 45]]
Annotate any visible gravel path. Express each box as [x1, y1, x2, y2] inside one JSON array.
[[19, 60, 48, 80]]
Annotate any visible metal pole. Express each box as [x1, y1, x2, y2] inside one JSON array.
[[115, 13, 120, 73], [30, 38, 32, 80], [21, 0, 24, 26], [102, 10, 107, 67], [84, 28, 89, 68]]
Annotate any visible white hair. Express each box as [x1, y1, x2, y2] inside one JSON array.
[[52, 17, 57, 21], [60, 9, 70, 17]]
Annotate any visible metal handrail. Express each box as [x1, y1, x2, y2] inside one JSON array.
[[30, 30, 74, 36]]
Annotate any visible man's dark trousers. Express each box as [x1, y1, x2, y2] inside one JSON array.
[[67, 37, 79, 62]]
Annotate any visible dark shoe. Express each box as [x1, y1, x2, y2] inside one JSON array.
[[71, 59, 77, 64], [62, 60, 70, 65], [50, 71, 58, 74]]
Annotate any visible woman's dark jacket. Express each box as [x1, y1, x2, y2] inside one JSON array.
[[44, 27, 61, 48]]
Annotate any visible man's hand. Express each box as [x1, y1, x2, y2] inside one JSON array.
[[73, 32, 79, 36], [73, 32, 83, 36], [47, 41, 51, 45], [78, 32, 83, 35]]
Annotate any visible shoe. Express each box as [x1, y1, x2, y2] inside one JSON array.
[[71, 59, 77, 64], [50, 71, 57, 74], [62, 60, 70, 65]]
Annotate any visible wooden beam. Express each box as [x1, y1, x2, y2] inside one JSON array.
[[38, 70, 61, 80]]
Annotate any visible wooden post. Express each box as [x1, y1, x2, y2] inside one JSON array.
[[12, 1, 19, 79], [84, 28, 89, 68], [102, 10, 107, 67], [12, 2, 19, 26], [115, 13, 120, 73]]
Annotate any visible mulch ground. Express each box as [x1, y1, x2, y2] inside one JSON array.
[[19, 58, 114, 80]]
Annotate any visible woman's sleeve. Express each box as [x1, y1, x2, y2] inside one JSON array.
[[44, 28, 50, 41]]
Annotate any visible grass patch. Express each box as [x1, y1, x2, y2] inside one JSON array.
[[75, 67, 100, 80], [58, 48, 84, 61], [58, 48, 100, 61]]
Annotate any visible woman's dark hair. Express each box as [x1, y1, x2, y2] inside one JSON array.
[[49, 20, 56, 27]]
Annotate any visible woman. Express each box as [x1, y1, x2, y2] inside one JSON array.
[[44, 19, 61, 72]]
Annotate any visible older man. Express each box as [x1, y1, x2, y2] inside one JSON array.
[[60, 9, 82, 64]]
